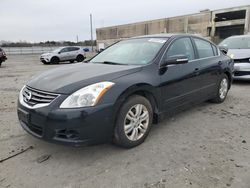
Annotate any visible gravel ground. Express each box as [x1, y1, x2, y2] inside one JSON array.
[[0, 55, 250, 188]]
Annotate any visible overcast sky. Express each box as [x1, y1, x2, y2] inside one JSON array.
[[0, 0, 249, 42]]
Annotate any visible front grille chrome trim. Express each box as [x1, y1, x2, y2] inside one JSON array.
[[19, 86, 60, 109]]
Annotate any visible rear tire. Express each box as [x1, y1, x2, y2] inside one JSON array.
[[50, 57, 60, 64], [113, 95, 153, 148], [210, 74, 229, 103], [76, 55, 85, 62]]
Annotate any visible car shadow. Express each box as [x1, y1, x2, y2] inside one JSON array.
[[24, 101, 213, 158]]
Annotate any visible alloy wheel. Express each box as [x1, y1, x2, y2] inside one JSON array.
[[124, 104, 149, 141], [219, 78, 228, 100]]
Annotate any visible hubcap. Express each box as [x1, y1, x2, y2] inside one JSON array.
[[219, 78, 228, 99], [124, 104, 149, 141]]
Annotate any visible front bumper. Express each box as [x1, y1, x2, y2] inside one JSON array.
[[17, 99, 115, 147], [0, 56, 7, 62], [40, 57, 50, 63], [233, 63, 250, 80]]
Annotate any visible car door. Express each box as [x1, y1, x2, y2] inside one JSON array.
[[69, 47, 80, 59], [59, 47, 70, 61], [160, 37, 200, 112], [190, 37, 221, 100]]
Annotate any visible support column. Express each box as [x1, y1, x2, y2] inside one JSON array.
[[244, 7, 250, 34], [210, 12, 216, 37], [184, 17, 189, 33]]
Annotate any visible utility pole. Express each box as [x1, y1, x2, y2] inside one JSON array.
[[90, 14, 94, 52], [76, 35, 78, 43]]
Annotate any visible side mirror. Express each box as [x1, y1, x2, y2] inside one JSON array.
[[160, 55, 188, 67], [58, 51, 61, 54], [219, 46, 228, 54]]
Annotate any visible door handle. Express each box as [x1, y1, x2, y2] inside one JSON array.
[[194, 68, 200, 75], [218, 61, 222, 65]]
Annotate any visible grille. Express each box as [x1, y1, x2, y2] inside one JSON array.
[[22, 86, 59, 107], [234, 58, 250, 63], [234, 71, 250, 76]]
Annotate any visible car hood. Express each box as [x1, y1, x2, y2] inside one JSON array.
[[27, 63, 142, 94], [227, 49, 250, 59]]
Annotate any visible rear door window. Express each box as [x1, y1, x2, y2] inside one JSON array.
[[193, 38, 214, 58], [69, 47, 80, 51]]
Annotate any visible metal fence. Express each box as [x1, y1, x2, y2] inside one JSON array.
[[2, 46, 96, 55]]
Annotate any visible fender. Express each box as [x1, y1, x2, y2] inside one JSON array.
[[111, 83, 161, 125]]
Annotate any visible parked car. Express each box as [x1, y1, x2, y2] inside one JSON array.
[[40, 46, 86, 64], [219, 35, 250, 80], [18, 34, 233, 148], [0, 48, 7, 66]]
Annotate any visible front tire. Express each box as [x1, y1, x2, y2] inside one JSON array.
[[42, 61, 50, 65], [113, 95, 153, 148], [50, 57, 60, 64], [210, 74, 229, 103]]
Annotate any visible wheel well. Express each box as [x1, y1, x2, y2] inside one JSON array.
[[115, 90, 159, 124], [77, 54, 84, 58], [224, 71, 232, 89], [51, 56, 59, 61]]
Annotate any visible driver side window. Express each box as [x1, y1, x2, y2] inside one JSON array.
[[60, 48, 69, 53], [164, 37, 195, 61]]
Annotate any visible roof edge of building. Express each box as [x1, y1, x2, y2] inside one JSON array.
[[96, 5, 250, 30]]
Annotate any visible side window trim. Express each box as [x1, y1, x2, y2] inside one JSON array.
[[190, 37, 199, 60], [211, 44, 219, 56], [159, 36, 221, 66], [61, 47, 69, 53], [162, 36, 195, 62]]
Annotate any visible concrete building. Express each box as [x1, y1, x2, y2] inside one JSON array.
[[96, 5, 250, 49]]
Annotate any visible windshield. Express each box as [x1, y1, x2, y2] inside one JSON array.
[[219, 36, 250, 49], [90, 38, 168, 65]]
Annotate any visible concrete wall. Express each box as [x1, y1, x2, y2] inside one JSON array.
[[96, 5, 250, 48], [96, 12, 211, 48], [187, 12, 211, 35]]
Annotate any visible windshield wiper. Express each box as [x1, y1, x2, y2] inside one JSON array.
[[102, 61, 125, 65]]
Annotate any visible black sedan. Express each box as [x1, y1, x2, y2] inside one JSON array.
[[17, 34, 234, 148]]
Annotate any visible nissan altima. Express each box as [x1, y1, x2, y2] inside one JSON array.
[[17, 34, 234, 148]]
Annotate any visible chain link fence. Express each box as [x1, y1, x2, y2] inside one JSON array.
[[2, 46, 96, 55]]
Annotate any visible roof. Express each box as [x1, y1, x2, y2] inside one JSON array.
[[128, 33, 217, 45], [132, 33, 203, 38]]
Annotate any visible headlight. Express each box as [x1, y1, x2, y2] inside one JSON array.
[[60, 81, 115, 108]]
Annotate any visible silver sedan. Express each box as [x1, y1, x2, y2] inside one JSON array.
[[219, 35, 250, 80]]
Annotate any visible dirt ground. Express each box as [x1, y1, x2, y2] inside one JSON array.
[[0, 55, 250, 188]]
